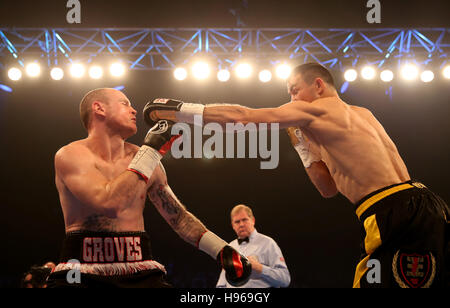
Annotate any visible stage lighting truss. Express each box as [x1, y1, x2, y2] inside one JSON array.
[[0, 28, 447, 72]]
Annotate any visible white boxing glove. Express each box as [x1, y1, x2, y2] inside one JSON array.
[[287, 127, 321, 168]]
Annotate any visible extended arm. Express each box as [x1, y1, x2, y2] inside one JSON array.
[[203, 101, 323, 129], [145, 99, 327, 130]]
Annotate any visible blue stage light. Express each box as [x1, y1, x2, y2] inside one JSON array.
[[0, 84, 13, 93]]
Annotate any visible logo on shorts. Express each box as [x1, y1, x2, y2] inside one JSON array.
[[411, 182, 427, 189], [392, 250, 436, 288]]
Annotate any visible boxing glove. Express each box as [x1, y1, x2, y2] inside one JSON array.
[[143, 98, 204, 127], [198, 231, 252, 287], [218, 245, 252, 287], [127, 120, 180, 183]]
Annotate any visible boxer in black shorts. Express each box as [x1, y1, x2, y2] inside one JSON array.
[[353, 181, 449, 288], [145, 62, 449, 288], [47, 231, 171, 288], [47, 88, 251, 288]]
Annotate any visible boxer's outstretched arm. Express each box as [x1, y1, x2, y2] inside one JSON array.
[[55, 145, 147, 218], [147, 168, 207, 246], [147, 98, 327, 129], [203, 101, 326, 129]]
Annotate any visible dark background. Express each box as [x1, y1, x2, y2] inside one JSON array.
[[0, 0, 449, 288], [1, 0, 449, 28]]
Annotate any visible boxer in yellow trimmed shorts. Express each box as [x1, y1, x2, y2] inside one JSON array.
[[353, 181, 449, 288], [144, 63, 450, 288]]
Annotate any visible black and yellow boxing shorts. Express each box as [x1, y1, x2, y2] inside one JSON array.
[[353, 180, 449, 288]]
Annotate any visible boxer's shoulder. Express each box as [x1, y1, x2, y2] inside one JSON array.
[[55, 140, 95, 171], [124, 142, 140, 156], [56, 140, 92, 159], [349, 105, 382, 129], [311, 96, 344, 107], [350, 104, 371, 116]]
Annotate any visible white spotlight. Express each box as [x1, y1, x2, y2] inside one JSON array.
[[173, 67, 187, 81], [50, 67, 64, 80], [70, 63, 85, 78], [380, 70, 394, 82], [217, 69, 230, 82], [258, 70, 272, 83], [235, 63, 252, 79], [8, 67, 22, 81], [25, 63, 41, 77], [110, 62, 125, 77], [443, 65, 450, 79], [361, 66, 376, 80], [192, 61, 210, 80], [89, 66, 103, 79], [401, 64, 419, 81], [420, 70, 434, 83], [275, 64, 291, 79], [344, 69, 357, 82]]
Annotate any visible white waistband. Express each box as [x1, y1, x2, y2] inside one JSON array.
[[52, 260, 166, 276]]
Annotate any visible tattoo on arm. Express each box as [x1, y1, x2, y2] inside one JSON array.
[[155, 185, 180, 216], [148, 184, 206, 246]]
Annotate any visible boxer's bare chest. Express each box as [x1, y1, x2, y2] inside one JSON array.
[[92, 155, 133, 180]]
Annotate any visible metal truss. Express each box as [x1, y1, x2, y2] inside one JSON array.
[[0, 27, 449, 71]]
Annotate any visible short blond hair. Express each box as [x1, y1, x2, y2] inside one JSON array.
[[230, 204, 254, 220], [79, 88, 112, 131]]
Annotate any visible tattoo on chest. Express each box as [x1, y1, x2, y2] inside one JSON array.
[[81, 214, 116, 232]]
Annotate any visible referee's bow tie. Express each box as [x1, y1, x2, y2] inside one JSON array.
[[238, 237, 249, 245]]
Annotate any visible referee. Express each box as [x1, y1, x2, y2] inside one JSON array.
[[216, 204, 291, 288]]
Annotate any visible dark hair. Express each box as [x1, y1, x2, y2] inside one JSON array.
[[290, 63, 336, 88]]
